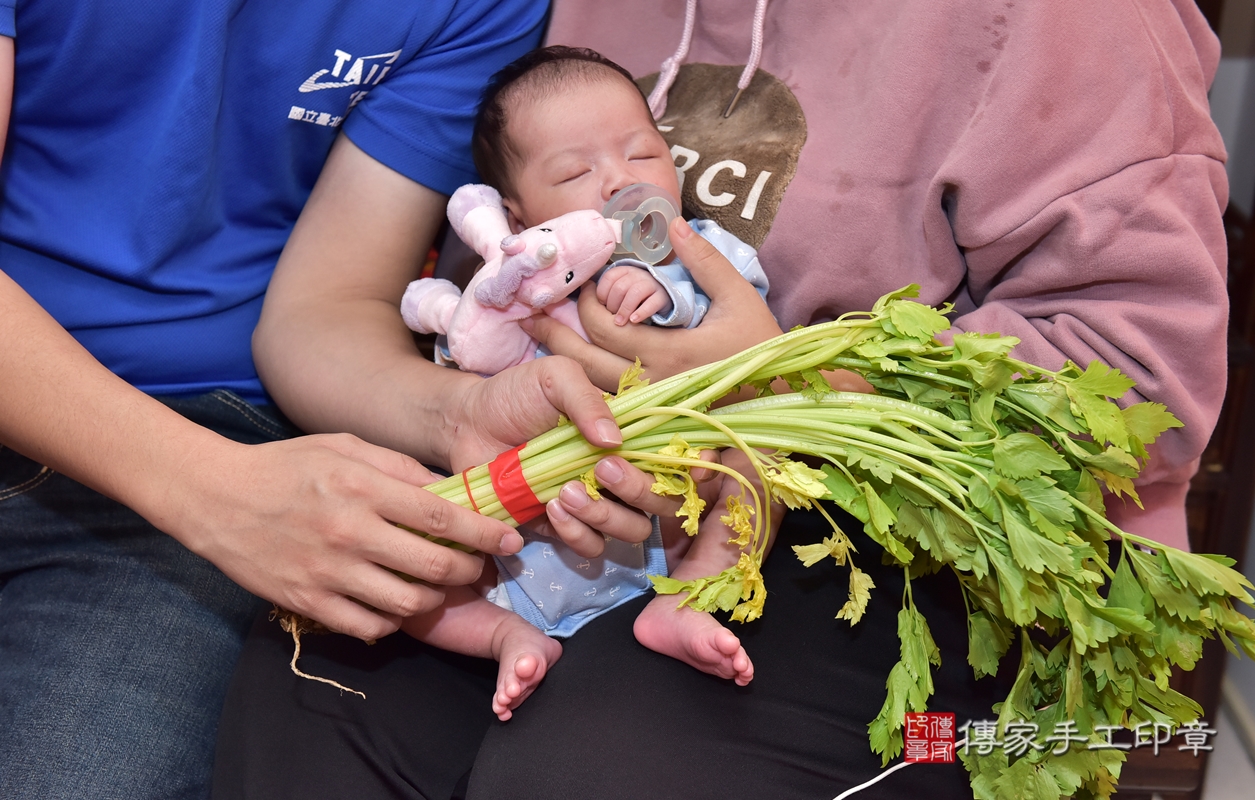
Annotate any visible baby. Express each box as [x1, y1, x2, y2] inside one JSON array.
[[402, 46, 774, 721]]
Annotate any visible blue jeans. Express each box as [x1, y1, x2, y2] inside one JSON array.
[[0, 391, 297, 800]]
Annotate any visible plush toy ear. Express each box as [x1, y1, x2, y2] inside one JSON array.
[[473, 249, 542, 308], [447, 184, 512, 260]]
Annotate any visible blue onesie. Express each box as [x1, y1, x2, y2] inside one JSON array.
[[492, 218, 770, 638]]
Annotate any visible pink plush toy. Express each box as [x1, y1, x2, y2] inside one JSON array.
[[401, 185, 620, 375]]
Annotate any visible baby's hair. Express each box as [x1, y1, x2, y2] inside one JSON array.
[[472, 45, 650, 199]]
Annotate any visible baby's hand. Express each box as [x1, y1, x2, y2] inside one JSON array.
[[596, 266, 670, 326]]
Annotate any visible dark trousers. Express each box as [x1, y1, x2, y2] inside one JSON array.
[[213, 508, 1015, 800]]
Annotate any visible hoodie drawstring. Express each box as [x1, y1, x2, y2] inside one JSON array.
[[646, 0, 769, 121], [646, 0, 697, 119], [724, 0, 768, 117]]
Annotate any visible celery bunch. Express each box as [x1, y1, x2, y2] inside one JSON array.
[[422, 286, 1255, 799]]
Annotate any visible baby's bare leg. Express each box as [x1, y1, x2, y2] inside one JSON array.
[[401, 585, 561, 721], [634, 521, 755, 684], [634, 453, 781, 686]]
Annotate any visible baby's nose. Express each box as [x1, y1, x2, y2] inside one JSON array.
[[602, 167, 636, 201]]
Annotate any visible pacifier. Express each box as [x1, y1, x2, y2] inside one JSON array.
[[602, 184, 680, 266]]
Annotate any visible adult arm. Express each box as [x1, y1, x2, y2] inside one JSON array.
[[0, 277, 523, 642], [253, 135, 685, 557], [0, 37, 530, 641], [944, 155, 1227, 545], [926, 0, 1228, 547]]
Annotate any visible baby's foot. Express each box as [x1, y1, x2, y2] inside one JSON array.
[[633, 595, 754, 685], [491, 618, 563, 721]]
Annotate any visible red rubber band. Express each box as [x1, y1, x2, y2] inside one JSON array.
[[488, 445, 545, 526], [461, 467, 480, 515]]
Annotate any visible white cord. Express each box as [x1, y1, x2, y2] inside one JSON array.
[[832, 738, 968, 800]]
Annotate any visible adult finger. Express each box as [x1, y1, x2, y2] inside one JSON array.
[[546, 481, 654, 554], [521, 311, 633, 392], [294, 591, 406, 641], [547, 454, 699, 547], [527, 355, 626, 447], [374, 478, 523, 570], [544, 450, 717, 553], [589, 456, 687, 518], [541, 496, 608, 558], [666, 216, 755, 303], [177, 436, 499, 643], [822, 368, 875, 394], [689, 447, 721, 484], [328, 559, 451, 622], [315, 432, 438, 488]]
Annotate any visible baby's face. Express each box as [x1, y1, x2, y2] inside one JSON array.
[[501, 75, 681, 230]]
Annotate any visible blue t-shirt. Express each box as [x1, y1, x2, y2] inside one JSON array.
[[0, 0, 545, 402]]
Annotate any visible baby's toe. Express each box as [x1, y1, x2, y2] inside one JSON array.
[[729, 647, 754, 683], [492, 694, 511, 719], [713, 628, 743, 657], [513, 654, 540, 682]]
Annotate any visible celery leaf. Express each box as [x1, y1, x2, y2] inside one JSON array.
[[888, 300, 950, 342], [993, 433, 1069, 479]]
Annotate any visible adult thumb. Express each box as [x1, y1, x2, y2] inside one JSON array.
[[667, 217, 746, 303]]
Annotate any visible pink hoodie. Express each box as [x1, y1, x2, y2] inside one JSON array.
[[548, 0, 1229, 551]]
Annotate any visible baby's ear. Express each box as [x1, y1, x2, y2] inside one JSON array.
[[502, 198, 527, 235]]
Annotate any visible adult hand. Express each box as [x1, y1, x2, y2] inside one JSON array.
[[446, 355, 713, 558], [523, 217, 784, 391], [164, 432, 525, 642]]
